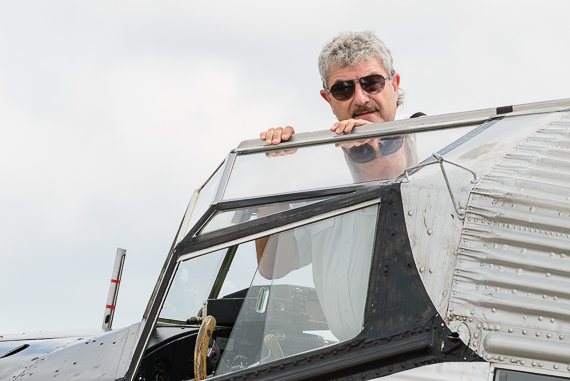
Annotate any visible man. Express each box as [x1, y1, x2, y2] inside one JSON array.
[[260, 30, 403, 145], [254, 31, 413, 349]]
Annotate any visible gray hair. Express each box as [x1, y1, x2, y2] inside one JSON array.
[[318, 31, 404, 107]]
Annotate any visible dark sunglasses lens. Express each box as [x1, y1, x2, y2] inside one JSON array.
[[330, 81, 354, 101], [347, 143, 377, 163], [360, 75, 385, 94], [378, 136, 404, 156]]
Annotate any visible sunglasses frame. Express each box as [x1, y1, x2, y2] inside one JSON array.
[[325, 73, 394, 102]]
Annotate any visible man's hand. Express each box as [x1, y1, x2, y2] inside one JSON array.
[[330, 119, 372, 134], [260, 126, 295, 145]]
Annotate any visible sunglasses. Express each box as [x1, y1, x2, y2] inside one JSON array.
[[344, 136, 404, 163], [326, 73, 393, 101]]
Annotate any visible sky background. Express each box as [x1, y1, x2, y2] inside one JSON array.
[[1, 1, 569, 334]]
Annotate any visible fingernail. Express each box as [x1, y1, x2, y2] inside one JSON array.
[[273, 139, 279, 143], [336, 128, 341, 133]]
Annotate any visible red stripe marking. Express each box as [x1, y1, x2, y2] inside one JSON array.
[[111, 279, 120, 284], [106, 305, 115, 310]]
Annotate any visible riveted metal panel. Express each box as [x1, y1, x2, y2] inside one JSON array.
[[401, 112, 565, 318], [449, 114, 570, 375], [368, 361, 492, 380], [11, 324, 139, 381]]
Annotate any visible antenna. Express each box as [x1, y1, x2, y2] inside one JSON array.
[[102, 248, 126, 330]]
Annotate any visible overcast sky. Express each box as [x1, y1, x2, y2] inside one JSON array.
[[1, 1, 569, 335]]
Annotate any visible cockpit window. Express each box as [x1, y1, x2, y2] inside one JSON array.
[[159, 242, 258, 323], [222, 127, 474, 200], [216, 204, 379, 375], [175, 162, 224, 244]]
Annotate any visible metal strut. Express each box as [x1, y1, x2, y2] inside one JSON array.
[[403, 153, 478, 220]]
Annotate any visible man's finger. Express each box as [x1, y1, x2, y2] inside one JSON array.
[[264, 128, 275, 145], [281, 126, 295, 141], [344, 119, 357, 133], [272, 127, 284, 145]]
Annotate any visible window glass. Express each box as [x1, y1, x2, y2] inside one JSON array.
[[159, 241, 259, 323], [223, 126, 474, 200], [160, 249, 226, 322], [199, 198, 329, 235], [175, 164, 224, 244], [495, 369, 568, 381], [216, 204, 379, 375]]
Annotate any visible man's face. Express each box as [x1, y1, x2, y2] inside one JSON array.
[[320, 58, 400, 123]]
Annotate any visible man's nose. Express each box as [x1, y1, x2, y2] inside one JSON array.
[[352, 83, 370, 104]]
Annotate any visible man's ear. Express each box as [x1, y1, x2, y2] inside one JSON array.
[[320, 89, 334, 107], [320, 89, 332, 103], [391, 73, 401, 94]]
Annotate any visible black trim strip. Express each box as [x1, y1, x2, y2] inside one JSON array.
[[496, 105, 513, 115], [216, 184, 365, 210]]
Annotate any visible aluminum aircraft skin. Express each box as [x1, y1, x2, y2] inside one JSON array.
[[2, 99, 570, 381]]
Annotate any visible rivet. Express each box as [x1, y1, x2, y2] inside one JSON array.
[[523, 315, 528, 320], [539, 316, 543, 321], [551, 252, 557, 259], [469, 317, 473, 322], [427, 229, 433, 235], [477, 324, 482, 328], [543, 295, 548, 299], [546, 273, 552, 278], [471, 310, 475, 315], [551, 318, 555, 323], [517, 268, 523, 275], [554, 364, 559, 369], [499, 266, 505, 271], [496, 287, 500, 292], [492, 308, 497, 313], [547, 334, 552, 339], [554, 296, 558, 300], [532, 362, 537, 366], [487, 355, 492, 360], [429, 268, 434, 273], [520, 360, 525, 365], [560, 335, 564, 340], [536, 332, 541, 337], [523, 330, 528, 335], [510, 358, 517, 363], [408, 211, 413, 216], [499, 356, 505, 361], [502, 245, 509, 250], [420, 266, 425, 273], [508, 328, 514, 333], [539, 362, 543, 367], [473, 341, 478, 346], [474, 333, 479, 338], [512, 289, 517, 294]]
